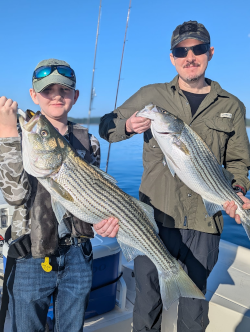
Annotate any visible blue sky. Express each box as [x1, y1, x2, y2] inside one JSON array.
[[1, 0, 250, 118]]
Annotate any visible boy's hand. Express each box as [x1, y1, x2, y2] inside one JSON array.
[[0, 96, 19, 137], [93, 217, 119, 238]]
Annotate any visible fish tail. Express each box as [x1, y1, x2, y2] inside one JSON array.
[[158, 267, 205, 310], [242, 222, 250, 240], [239, 209, 250, 241]]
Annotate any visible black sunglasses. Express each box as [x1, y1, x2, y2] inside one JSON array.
[[172, 43, 210, 58], [33, 65, 75, 80]]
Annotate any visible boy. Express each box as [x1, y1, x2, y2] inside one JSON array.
[[0, 59, 101, 332]]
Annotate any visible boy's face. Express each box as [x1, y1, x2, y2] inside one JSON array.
[[29, 84, 79, 120]]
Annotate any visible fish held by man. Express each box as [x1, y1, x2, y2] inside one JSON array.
[[137, 104, 250, 240], [18, 111, 205, 310]]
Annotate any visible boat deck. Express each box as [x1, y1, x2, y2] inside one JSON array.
[[86, 240, 250, 332], [1, 240, 250, 331]]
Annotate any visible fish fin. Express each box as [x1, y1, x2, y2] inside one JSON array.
[[51, 197, 68, 224], [49, 179, 74, 202], [202, 198, 222, 217], [242, 222, 250, 240], [91, 165, 118, 184], [163, 152, 178, 177], [117, 239, 145, 262], [158, 267, 205, 310], [165, 157, 175, 177], [222, 167, 234, 184], [130, 197, 159, 233]]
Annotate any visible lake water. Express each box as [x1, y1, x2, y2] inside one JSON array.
[[88, 125, 250, 250]]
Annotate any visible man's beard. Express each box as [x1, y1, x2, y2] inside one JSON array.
[[185, 74, 202, 82], [182, 61, 205, 83]]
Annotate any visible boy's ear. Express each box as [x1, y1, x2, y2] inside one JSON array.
[[73, 90, 80, 104], [29, 89, 39, 105]]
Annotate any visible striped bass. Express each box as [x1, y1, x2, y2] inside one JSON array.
[[137, 104, 250, 240], [19, 111, 205, 310]]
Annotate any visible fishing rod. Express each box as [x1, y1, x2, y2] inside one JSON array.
[[87, 0, 102, 129], [105, 0, 132, 173]]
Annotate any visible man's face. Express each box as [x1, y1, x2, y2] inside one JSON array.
[[30, 84, 79, 120], [170, 39, 214, 83]]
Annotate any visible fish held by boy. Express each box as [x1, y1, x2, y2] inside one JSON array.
[[18, 110, 205, 310], [137, 104, 250, 240]]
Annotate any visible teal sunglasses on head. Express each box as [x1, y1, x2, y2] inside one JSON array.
[[33, 65, 75, 80]]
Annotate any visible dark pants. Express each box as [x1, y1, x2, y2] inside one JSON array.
[[133, 222, 220, 332]]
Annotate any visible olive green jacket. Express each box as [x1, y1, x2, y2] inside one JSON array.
[[99, 75, 250, 233]]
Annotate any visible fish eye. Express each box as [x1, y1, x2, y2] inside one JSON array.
[[41, 130, 48, 137]]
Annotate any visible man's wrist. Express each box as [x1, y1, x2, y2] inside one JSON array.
[[125, 119, 133, 135]]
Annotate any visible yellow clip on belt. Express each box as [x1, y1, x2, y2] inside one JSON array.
[[41, 257, 52, 272]]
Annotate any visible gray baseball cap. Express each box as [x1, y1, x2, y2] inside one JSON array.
[[171, 21, 210, 50], [32, 58, 76, 92]]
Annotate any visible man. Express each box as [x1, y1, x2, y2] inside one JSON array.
[[96, 21, 250, 331]]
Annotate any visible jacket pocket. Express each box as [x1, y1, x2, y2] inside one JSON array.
[[203, 116, 234, 162], [204, 116, 234, 133]]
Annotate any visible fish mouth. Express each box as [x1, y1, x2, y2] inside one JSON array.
[[156, 131, 170, 135], [21, 112, 41, 133]]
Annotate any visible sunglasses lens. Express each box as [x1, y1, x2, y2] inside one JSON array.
[[34, 66, 52, 79], [172, 44, 210, 58], [193, 44, 209, 55], [57, 66, 75, 78], [172, 48, 187, 58]]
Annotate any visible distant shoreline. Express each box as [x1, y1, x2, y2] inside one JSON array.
[[81, 123, 99, 126], [69, 116, 250, 128], [68, 116, 100, 125]]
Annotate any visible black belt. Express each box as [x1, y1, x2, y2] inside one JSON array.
[[45, 236, 89, 272], [8, 234, 31, 259], [59, 235, 89, 246], [8, 235, 89, 260]]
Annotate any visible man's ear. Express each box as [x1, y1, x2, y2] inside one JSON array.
[[29, 89, 39, 105], [73, 90, 80, 104], [170, 53, 176, 67], [208, 47, 214, 62]]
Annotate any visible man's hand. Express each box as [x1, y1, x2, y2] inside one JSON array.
[[223, 193, 250, 224], [0, 96, 19, 137], [93, 217, 119, 238], [126, 111, 151, 134]]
